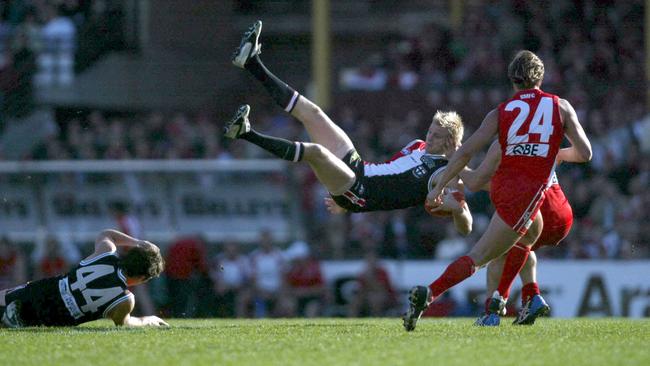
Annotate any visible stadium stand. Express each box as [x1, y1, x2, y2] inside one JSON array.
[[0, 0, 647, 318]]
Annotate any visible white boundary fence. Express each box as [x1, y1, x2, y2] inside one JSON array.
[[322, 260, 650, 318], [0, 159, 303, 243]]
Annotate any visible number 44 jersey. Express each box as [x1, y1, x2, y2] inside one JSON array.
[[59, 251, 131, 324], [5, 251, 131, 326]]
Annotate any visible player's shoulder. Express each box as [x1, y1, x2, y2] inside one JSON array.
[[79, 249, 118, 266], [556, 97, 573, 110], [400, 139, 426, 153]]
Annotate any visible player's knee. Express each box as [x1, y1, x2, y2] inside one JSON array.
[[304, 100, 324, 118], [303, 143, 329, 161], [468, 250, 488, 267]]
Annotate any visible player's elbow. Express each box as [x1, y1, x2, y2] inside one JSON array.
[[578, 146, 592, 162], [461, 178, 478, 192], [96, 229, 114, 242], [455, 214, 472, 236], [583, 147, 592, 162], [464, 178, 485, 193]]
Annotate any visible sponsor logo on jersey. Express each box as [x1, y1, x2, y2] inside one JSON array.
[[520, 93, 536, 99], [505, 143, 549, 157], [412, 166, 427, 178], [357, 182, 365, 195], [59, 278, 84, 319], [420, 154, 444, 169]]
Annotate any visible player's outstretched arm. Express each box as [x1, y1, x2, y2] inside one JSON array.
[[459, 140, 501, 192], [428, 109, 499, 205], [426, 183, 472, 236], [107, 293, 169, 327], [450, 187, 472, 236], [95, 229, 159, 254], [558, 99, 592, 163]]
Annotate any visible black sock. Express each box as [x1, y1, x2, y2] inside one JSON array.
[[245, 55, 300, 112], [241, 129, 304, 162]]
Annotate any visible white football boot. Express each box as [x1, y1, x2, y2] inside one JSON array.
[[232, 20, 262, 68]]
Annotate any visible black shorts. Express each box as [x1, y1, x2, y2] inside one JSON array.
[[331, 149, 369, 212], [5, 277, 76, 326]]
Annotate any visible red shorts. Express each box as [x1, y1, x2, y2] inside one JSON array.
[[532, 184, 573, 250], [490, 179, 548, 235]]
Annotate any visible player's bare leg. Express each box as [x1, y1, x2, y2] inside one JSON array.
[[404, 213, 542, 331], [514, 251, 549, 325], [225, 105, 355, 195], [232, 21, 354, 158], [302, 143, 356, 194], [486, 256, 505, 299], [474, 255, 507, 326], [290, 97, 354, 158], [475, 213, 541, 326], [466, 213, 541, 267]]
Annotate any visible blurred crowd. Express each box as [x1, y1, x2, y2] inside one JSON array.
[[4, 1, 647, 261], [333, 0, 649, 260], [0, 0, 125, 122]]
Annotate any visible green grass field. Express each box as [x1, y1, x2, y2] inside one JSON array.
[[1, 318, 648, 366]]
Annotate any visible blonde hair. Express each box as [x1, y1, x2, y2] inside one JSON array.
[[433, 110, 464, 152], [508, 50, 545, 89]]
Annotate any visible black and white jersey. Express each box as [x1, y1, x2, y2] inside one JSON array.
[[5, 251, 131, 326], [332, 140, 448, 212], [58, 251, 131, 325]]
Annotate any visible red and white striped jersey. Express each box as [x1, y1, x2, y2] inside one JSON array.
[[333, 139, 448, 212]]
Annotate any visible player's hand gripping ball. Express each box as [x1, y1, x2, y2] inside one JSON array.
[[425, 189, 466, 217]]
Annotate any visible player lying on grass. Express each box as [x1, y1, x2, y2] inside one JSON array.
[[461, 141, 584, 325], [403, 50, 591, 331], [0, 229, 168, 328], [224, 20, 472, 235]]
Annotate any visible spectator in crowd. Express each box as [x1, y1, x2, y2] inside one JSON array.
[[340, 54, 387, 91], [0, 0, 646, 262], [249, 229, 285, 317], [212, 241, 251, 318], [38, 2, 76, 85], [347, 252, 396, 317], [0, 236, 26, 290], [435, 222, 468, 260], [165, 236, 213, 318], [282, 241, 327, 318]]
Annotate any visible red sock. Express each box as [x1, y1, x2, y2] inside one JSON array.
[[521, 282, 540, 305], [497, 243, 530, 299], [428, 256, 476, 300]]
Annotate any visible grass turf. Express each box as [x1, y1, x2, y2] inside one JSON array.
[[1, 318, 648, 366]]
